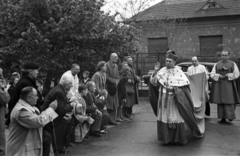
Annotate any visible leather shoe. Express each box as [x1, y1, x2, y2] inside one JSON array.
[[89, 131, 101, 137], [109, 121, 119, 125], [116, 119, 124, 122], [100, 130, 108, 134]]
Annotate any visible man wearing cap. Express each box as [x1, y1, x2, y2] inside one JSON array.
[[150, 50, 203, 145], [10, 62, 51, 155], [11, 62, 42, 112], [210, 50, 240, 123]]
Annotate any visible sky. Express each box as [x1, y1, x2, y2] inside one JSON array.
[[101, 0, 163, 19]]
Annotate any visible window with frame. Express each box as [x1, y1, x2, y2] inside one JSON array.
[[199, 35, 223, 56]]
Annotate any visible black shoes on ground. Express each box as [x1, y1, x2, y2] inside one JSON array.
[[89, 131, 102, 137]]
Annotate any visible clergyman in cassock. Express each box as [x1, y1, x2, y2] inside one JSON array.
[[150, 50, 203, 145], [7, 87, 58, 156], [210, 50, 240, 123], [187, 56, 210, 116]]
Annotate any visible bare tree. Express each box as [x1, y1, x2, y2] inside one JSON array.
[[103, 0, 157, 21], [148, 14, 186, 49]]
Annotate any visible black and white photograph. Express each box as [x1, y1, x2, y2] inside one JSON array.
[[0, 0, 240, 156]]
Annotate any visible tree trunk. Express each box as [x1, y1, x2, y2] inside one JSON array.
[[43, 71, 53, 97]]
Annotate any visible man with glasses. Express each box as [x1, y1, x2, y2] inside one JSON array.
[[210, 50, 240, 123], [7, 87, 58, 156]]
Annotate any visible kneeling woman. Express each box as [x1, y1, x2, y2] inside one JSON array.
[[150, 50, 203, 145]]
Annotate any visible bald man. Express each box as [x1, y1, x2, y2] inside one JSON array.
[[105, 53, 120, 125], [187, 56, 210, 116], [187, 56, 209, 79]]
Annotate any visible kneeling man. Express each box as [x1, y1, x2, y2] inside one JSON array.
[[7, 87, 58, 156]]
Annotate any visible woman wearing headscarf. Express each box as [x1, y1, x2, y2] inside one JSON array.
[[118, 61, 133, 120]]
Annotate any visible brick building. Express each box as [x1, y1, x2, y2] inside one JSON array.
[[133, 0, 240, 75]]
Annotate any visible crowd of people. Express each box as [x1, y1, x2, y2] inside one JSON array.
[[0, 48, 239, 155], [0, 53, 139, 156]]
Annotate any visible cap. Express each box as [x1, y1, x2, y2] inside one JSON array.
[[22, 62, 39, 70], [166, 50, 178, 61]]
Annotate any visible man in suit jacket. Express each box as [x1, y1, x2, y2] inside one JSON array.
[[105, 53, 120, 124], [42, 74, 73, 153], [83, 81, 103, 137]]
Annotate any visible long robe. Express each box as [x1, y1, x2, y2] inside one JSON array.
[[150, 66, 203, 144], [210, 60, 240, 119], [210, 60, 240, 104]]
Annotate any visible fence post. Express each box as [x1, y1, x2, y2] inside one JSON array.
[[136, 52, 140, 75]]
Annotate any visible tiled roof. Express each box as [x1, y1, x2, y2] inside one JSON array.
[[134, 0, 240, 21]]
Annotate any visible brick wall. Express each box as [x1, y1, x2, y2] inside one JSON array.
[[138, 16, 240, 60]]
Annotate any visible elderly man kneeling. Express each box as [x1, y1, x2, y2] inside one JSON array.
[[7, 86, 58, 156]]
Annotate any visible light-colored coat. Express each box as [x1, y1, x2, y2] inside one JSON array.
[[6, 99, 57, 156], [105, 61, 119, 110]]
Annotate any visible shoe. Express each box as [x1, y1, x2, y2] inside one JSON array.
[[116, 119, 124, 122], [162, 142, 170, 146], [70, 143, 76, 147], [109, 121, 119, 125], [125, 114, 131, 118], [89, 131, 101, 137], [100, 130, 108, 134], [58, 147, 70, 153], [229, 119, 233, 122], [219, 118, 226, 123]]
